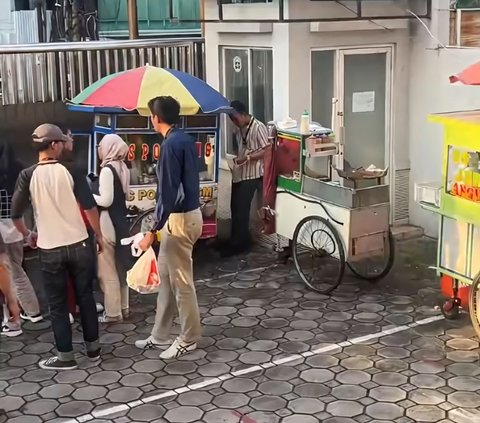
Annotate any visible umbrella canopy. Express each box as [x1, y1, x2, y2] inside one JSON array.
[[70, 66, 231, 116], [450, 61, 480, 85]]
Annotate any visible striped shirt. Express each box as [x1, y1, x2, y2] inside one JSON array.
[[235, 117, 269, 182]]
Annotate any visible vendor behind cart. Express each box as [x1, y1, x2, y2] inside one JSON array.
[[223, 100, 269, 257]]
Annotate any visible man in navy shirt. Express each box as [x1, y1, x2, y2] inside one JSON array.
[[136, 96, 203, 360]]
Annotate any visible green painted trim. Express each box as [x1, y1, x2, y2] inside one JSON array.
[[467, 223, 474, 278], [437, 267, 473, 286], [278, 176, 302, 193], [436, 218, 442, 274], [440, 194, 480, 225]]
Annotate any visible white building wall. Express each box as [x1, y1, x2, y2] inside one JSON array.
[[206, 0, 471, 237], [408, 0, 480, 237]]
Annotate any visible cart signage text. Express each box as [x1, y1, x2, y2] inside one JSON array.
[[127, 141, 212, 161], [447, 147, 480, 202], [450, 182, 480, 202], [127, 184, 217, 210]]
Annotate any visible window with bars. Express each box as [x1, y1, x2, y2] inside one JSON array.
[[450, 1, 480, 46]]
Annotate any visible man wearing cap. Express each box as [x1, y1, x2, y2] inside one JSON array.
[[11, 123, 104, 371]]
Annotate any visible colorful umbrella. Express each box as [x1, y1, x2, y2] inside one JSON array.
[[70, 66, 230, 116], [450, 61, 480, 85]]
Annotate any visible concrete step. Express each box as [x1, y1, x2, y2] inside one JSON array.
[[392, 224, 424, 241]]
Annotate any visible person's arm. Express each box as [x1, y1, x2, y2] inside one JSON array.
[[138, 143, 182, 251], [152, 143, 182, 232], [93, 167, 114, 208], [11, 168, 36, 245], [236, 122, 269, 164], [70, 167, 104, 252]]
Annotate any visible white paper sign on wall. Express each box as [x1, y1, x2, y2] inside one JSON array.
[[352, 91, 375, 113], [233, 56, 242, 73]]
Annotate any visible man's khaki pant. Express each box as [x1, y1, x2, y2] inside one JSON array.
[[151, 209, 203, 344]]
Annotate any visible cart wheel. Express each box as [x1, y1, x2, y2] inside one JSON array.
[[468, 273, 480, 338], [347, 230, 395, 282], [292, 216, 345, 294], [440, 298, 461, 320], [129, 207, 156, 236]]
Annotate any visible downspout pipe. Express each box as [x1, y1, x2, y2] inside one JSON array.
[[127, 0, 139, 39]]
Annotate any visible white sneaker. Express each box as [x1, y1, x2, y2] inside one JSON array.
[[135, 335, 172, 350], [1, 324, 23, 337], [20, 312, 44, 323], [159, 339, 197, 360], [69, 314, 74, 324]]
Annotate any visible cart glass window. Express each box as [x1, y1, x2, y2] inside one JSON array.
[[121, 134, 163, 186], [120, 132, 217, 186], [95, 114, 111, 128], [446, 146, 480, 201], [116, 115, 150, 129], [193, 133, 217, 182]]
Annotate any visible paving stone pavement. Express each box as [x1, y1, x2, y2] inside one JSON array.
[[1, 238, 480, 423]]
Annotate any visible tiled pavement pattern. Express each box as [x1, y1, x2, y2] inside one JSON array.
[[1, 238, 479, 423]]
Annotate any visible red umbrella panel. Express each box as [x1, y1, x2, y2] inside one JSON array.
[[450, 61, 480, 85]]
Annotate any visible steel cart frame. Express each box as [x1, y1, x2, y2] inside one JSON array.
[[271, 125, 395, 294]]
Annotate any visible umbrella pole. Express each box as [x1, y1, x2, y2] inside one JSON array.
[[127, 0, 139, 39]]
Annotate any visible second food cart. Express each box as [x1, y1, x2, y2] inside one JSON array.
[[416, 110, 480, 337]]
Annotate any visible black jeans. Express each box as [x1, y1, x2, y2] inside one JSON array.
[[230, 178, 262, 249], [39, 240, 99, 361]]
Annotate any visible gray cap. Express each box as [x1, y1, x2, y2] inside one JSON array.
[[32, 124, 67, 143]]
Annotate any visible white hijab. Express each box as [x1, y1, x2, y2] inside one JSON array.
[[98, 134, 130, 194]]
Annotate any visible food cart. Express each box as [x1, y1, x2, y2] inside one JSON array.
[[67, 66, 230, 239], [268, 124, 394, 294], [67, 105, 221, 239], [415, 110, 480, 337]]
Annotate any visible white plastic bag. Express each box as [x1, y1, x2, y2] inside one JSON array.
[[126, 247, 161, 294], [121, 233, 146, 257]]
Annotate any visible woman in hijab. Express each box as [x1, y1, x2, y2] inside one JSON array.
[[94, 134, 132, 323]]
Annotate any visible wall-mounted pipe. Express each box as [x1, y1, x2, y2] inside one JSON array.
[[127, 0, 139, 39], [211, 0, 431, 24], [176, 14, 431, 24]]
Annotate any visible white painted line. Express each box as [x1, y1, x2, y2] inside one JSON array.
[[91, 404, 130, 419], [141, 390, 176, 404], [231, 365, 263, 376], [62, 314, 445, 423]]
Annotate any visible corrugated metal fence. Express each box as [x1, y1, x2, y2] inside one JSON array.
[[0, 38, 205, 105]]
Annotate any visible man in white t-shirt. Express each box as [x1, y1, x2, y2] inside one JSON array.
[[11, 124, 104, 371]]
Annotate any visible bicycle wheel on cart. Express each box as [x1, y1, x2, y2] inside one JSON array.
[[469, 273, 480, 339], [347, 230, 395, 282], [129, 208, 156, 236], [292, 215, 345, 294]]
